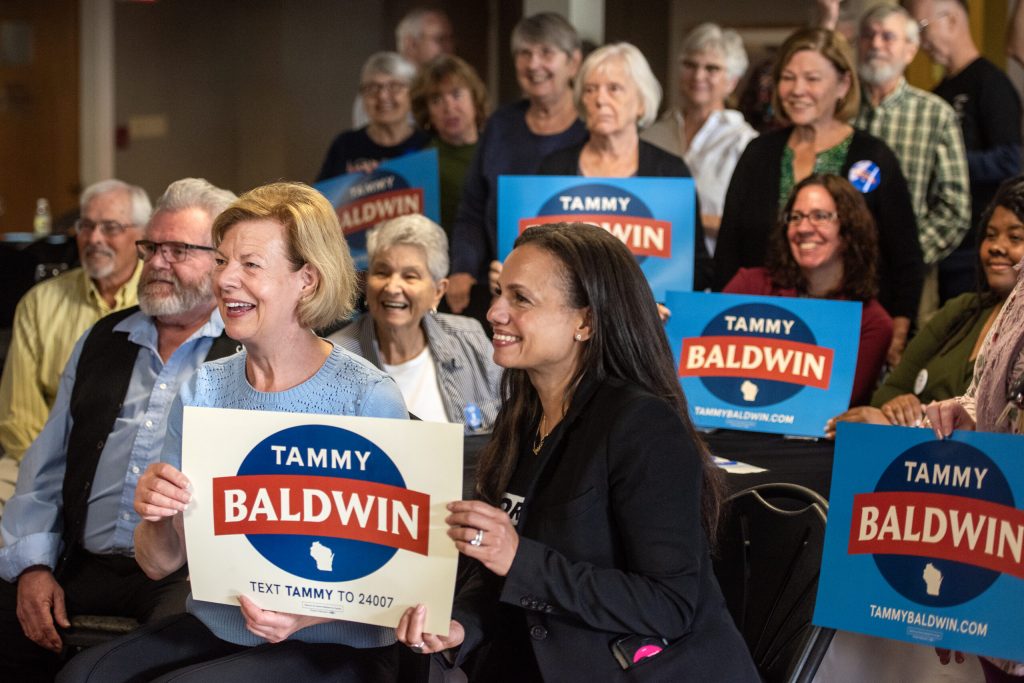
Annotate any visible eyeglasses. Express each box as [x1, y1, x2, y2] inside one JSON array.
[[680, 59, 725, 76], [860, 28, 902, 44], [360, 81, 408, 97], [917, 12, 949, 33], [785, 210, 838, 227], [135, 240, 217, 263], [75, 218, 135, 237]]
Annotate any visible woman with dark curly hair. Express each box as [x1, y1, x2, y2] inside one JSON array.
[[724, 173, 892, 406]]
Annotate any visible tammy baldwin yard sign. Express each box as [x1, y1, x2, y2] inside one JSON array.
[[314, 148, 441, 270], [664, 292, 861, 437], [497, 176, 695, 299], [815, 423, 1024, 661], [181, 407, 462, 634]]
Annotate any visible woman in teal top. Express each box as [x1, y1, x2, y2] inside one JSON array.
[[411, 55, 489, 235], [828, 185, 1024, 435], [61, 183, 408, 682]]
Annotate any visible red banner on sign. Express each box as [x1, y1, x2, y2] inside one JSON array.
[[337, 188, 424, 236], [678, 335, 834, 389], [849, 490, 1024, 579], [518, 214, 672, 258], [212, 474, 430, 555]]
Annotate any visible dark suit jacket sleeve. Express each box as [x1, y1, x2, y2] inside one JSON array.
[[497, 395, 706, 638]]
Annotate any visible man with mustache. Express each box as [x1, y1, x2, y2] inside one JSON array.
[[0, 178, 237, 682], [0, 180, 149, 491], [852, 4, 970, 341]]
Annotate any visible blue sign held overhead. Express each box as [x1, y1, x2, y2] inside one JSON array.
[[664, 292, 861, 437], [497, 175, 695, 299], [315, 149, 441, 270], [816, 424, 1024, 662]]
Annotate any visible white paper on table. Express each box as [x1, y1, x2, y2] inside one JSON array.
[[182, 406, 462, 635], [713, 455, 767, 474]]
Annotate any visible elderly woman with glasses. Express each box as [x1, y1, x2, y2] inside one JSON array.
[[330, 214, 500, 432], [61, 183, 408, 682], [642, 23, 757, 255], [724, 174, 893, 407], [316, 51, 430, 180]]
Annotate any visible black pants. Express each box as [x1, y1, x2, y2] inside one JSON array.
[[57, 612, 401, 683], [0, 552, 190, 683]]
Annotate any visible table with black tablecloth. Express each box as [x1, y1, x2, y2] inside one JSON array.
[[702, 429, 835, 498]]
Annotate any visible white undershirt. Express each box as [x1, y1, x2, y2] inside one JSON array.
[[381, 345, 449, 423]]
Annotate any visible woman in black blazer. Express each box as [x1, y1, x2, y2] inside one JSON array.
[[713, 28, 923, 365], [396, 222, 758, 681]]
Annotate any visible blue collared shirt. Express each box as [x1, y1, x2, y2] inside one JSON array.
[[0, 309, 226, 581]]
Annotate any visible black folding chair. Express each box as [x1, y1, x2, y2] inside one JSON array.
[[713, 482, 835, 683]]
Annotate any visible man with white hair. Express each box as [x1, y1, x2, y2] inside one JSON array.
[[0, 180, 149, 469], [351, 7, 454, 128], [905, 0, 1021, 300], [853, 4, 969, 338], [0, 178, 237, 682]]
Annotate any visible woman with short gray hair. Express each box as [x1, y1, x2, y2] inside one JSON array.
[[539, 42, 713, 291], [316, 51, 429, 180], [642, 23, 757, 255], [331, 214, 501, 432]]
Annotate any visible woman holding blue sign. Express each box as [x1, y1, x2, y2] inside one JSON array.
[[316, 52, 430, 180], [724, 173, 893, 407], [446, 13, 587, 321], [538, 41, 713, 291], [714, 28, 922, 367], [61, 183, 408, 681], [396, 223, 757, 680]]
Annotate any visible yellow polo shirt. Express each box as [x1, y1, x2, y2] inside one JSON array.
[[0, 263, 142, 462]]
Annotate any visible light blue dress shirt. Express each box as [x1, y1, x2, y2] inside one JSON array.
[[0, 309, 227, 581]]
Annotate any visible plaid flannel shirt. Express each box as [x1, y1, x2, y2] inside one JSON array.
[[855, 79, 970, 264]]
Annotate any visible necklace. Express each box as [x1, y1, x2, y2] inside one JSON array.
[[532, 414, 548, 455]]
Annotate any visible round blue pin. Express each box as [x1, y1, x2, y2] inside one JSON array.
[[847, 160, 881, 193]]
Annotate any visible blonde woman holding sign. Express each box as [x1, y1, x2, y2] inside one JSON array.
[[60, 183, 407, 682]]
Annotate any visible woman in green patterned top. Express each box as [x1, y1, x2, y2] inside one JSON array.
[[827, 181, 1024, 436], [715, 28, 923, 366]]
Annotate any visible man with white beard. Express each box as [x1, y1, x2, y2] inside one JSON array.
[[853, 4, 969, 333], [0, 178, 237, 682], [0, 180, 149, 469]]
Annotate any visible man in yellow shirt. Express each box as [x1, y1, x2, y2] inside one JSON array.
[[0, 180, 150, 477]]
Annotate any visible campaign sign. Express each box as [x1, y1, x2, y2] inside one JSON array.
[[314, 148, 441, 270], [815, 423, 1024, 661], [182, 406, 462, 634], [497, 176, 695, 299], [665, 292, 860, 437]]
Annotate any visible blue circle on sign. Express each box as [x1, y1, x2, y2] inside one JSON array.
[[848, 160, 881, 193], [872, 440, 1013, 607], [538, 183, 655, 263], [238, 424, 405, 582], [699, 302, 816, 407]]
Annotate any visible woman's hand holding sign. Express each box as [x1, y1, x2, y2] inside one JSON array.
[[924, 399, 977, 439], [446, 500, 519, 577], [135, 462, 191, 522], [396, 605, 465, 655], [238, 595, 330, 643]]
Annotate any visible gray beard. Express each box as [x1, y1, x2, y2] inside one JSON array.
[[858, 60, 903, 88], [138, 275, 214, 317]]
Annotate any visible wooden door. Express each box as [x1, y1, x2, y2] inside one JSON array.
[[0, 0, 79, 234]]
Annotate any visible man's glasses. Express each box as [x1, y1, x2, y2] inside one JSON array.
[[785, 210, 839, 227], [74, 218, 135, 237], [135, 240, 217, 264]]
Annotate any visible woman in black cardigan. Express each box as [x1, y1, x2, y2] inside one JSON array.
[[520, 42, 713, 292], [396, 223, 757, 681], [714, 28, 923, 364]]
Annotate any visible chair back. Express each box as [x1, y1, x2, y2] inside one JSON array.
[[713, 482, 835, 683]]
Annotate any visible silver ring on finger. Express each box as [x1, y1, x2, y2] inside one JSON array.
[[470, 528, 484, 547], [410, 642, 425, 654]]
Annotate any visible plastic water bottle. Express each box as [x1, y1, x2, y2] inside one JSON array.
[[33, 198, 51, 237], [463, 403, 483, 432]]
